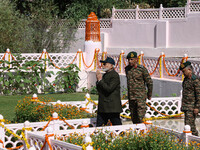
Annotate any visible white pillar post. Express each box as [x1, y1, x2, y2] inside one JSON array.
[[51, 112, 59, 131], [159, 52, 164, 78], [119, 50, 125, 73], [84, 134, 93, 150], [5, 48, 11, 68], [23, 121, 30, 150], [84, 93, 93, 113], [0, 114, 5, 148], [43, 49, 48, 72], [182, 125, 192, 146], [159, 4, 163, 19], [77, 49, 83, 71], [138, 51, 144, 65], [111, 6, 115, 20], [143, 113, 152, 133], [136, 5, 139, 19], [44, 127, 54, 150]]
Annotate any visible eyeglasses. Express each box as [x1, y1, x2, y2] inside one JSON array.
[[102, 63, 106, 66]]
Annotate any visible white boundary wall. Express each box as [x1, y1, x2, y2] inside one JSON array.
[[69, 0, 200, 57]]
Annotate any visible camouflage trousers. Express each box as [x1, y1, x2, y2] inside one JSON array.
[[184, 110, 199, 136], [129, 100, 146, 124]]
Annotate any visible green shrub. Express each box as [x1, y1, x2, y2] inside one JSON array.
[[53, 64, 80, 93], [14, 96, 95, 123]]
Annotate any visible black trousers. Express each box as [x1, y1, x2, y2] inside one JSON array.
[[96, 112, 122, 127]]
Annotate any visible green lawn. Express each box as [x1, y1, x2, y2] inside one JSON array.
[[0, 92, 98, 122]]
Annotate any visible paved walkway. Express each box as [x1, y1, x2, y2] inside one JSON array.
[[123, 118, 200, 136]]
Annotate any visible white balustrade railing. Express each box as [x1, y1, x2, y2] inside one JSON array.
[[27, 123, 147, 150], [1, 111, 200, 149], [0, 92, 183, 149], [1, 117, 96, 149], [77, 1, 200, 28], [1, 49, 200, 81], [50, 97, 182, 119], [78, 19, 112, 29], [23, 118, 200, 149], [190, 1, 200, 12]]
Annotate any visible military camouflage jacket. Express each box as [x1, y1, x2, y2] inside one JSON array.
[[125, 64, 153, 101], [181, 74, 200, 111]]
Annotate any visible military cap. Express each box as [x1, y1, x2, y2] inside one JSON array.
[[126, 51, 137, 59], [179, 61, 191, 70], [100, 57, 115, 65]]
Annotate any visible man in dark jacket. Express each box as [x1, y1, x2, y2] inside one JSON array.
[[96, 57, 122, 127]]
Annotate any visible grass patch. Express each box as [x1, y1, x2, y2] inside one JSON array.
[[0, 92, 98, 122]]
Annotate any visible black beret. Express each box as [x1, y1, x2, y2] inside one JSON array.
[[179, 61, 191, 70], [126, 51, 137, 59]]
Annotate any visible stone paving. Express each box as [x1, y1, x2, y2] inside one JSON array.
[[123, 118, 200, 136]]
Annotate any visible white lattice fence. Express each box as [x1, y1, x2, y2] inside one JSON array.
[[99, 19, 112, 28], [190, 1, 200, 12], [78, 19, 112, 29], [146, 98, 182, 117], [162, 7, 186, 19], [0, 53, 78, 71], [143, 57, 160, 78], [191, 60, 200, 77], [47, 53, 77, 70], [163, 57, 182, 80], [114, 10, 136, 19], [138, 9, 159, 19]]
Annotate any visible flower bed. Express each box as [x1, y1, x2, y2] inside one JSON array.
[[62, 127, 200, 150], [14, 96, 95, 123]]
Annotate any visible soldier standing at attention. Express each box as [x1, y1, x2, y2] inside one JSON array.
[[125, 51, 153, 124], [180, 61, 200, 136]]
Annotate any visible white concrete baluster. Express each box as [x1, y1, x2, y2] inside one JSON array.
[[44, 127, 54, 150], [143, 113, 152, 133], [23, 121, 30, 150], [159, 4, 163, 19], [0, 114, 5, 148], [51, 112, 59, 131], [182, 125, 192, 146], [84, 134, 93, 150]]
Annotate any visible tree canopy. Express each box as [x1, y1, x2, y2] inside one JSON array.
[[0, 0, 187, 53]]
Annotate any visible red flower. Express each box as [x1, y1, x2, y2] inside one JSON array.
[[34, 84, 37, 86], [53, 84, 55, 86], [69, 86, 71, 88]]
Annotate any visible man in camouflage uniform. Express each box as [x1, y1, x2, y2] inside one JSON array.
[[125, 51, 153, 124], [180, 61, 200, 136]]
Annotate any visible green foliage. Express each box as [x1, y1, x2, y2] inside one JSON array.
[[65, 127, 200, 149], [121, 86, 128, 99], [0, 55, 53, 95], [0, 0, 31, 53], [171, 93, 177, 97], [81, 87, 89, 93], [53, 64, 80, 93], [0, 0, 77, 53], [89, 86, 98, 95], [14, 96, 95, 123]]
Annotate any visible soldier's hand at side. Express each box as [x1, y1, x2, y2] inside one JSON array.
[[147, 96, 151, 100], [194, 108, 199, 114]]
